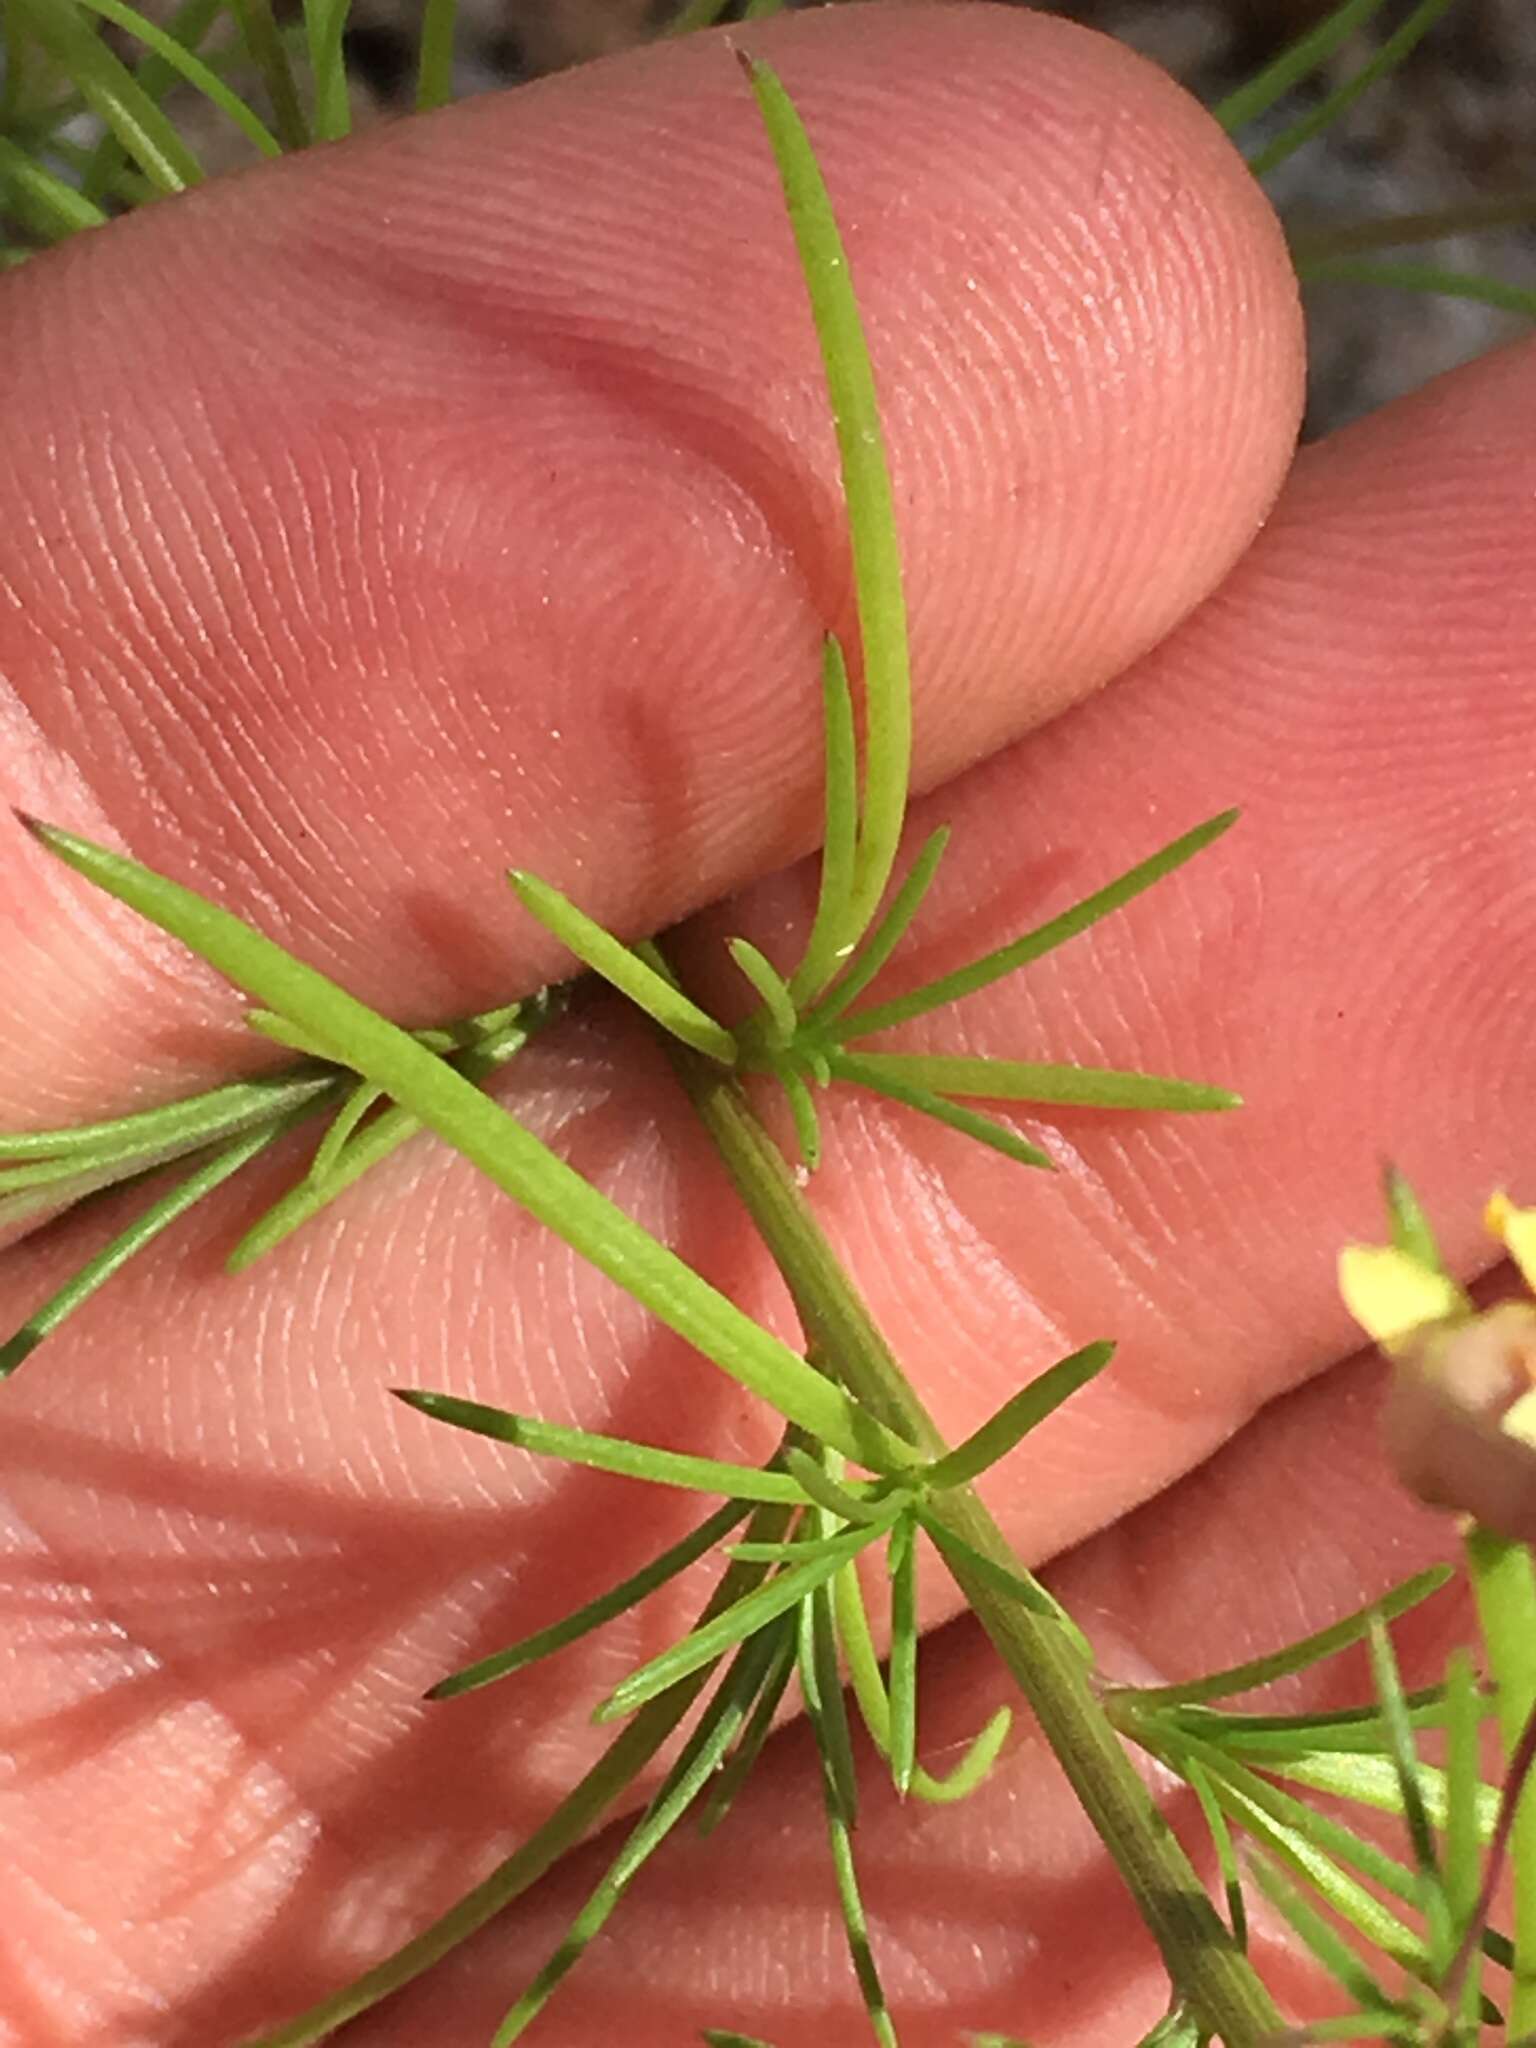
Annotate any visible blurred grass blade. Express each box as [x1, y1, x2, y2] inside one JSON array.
[[597, 1520, 887, 1721], [835, 1054, 1237, 1114], [834, 813, 1238, 1042], [227, 0, 308, 149], [304, 0, 351, 140], [1106, 1566, 1452, 1708], [805, 828, 949, 1032], [828, 1053, 1053, 1171], [1249, 0, 1460, 182], [393, 1390, 819, 1505], [887, 1510, 917, 1795], [744, 58, 912, 951], [1294, 255, 1536, 319], [416, 0, 458, 109], [427, 1498, 751, 1701], [783, 1446, 893, 1523], [1213, 0, 1390, 133], [923, 1342, 1113, 1492], [0, 132, 110, 234], [9, 0, 204, 190], [787, 633, 860, 1006], [510, 869, 737, 1064], [72, 0, 282, 156]]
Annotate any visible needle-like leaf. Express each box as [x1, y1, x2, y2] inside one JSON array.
[[827, 1053, 1054, 1171], [394, 1389, 826, 1504], [803, 829, 949, 1034], [1106, 1566, 1453, 1709], [787, 634, 861, 1006], [595, 1520, 888, 1721], [831, 812, 1238, 1043], [743, 58, 911, 954], [426, 1498, 751, 1702], [832, 1054, 1238, 1114], [921, 1342, 1114, 1492], [1212, 0, 1391, 133], [510, 869, 738, 1064]]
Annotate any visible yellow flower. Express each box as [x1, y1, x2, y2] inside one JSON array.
[[1339, 1189, 1536, 1539]]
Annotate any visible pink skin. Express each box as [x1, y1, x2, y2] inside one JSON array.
[[0, 5, 1530, 2042]]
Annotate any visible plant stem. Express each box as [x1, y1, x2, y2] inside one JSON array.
[[669, 1052, 1282, 2046], [1465, 1525, 1536, 2035]]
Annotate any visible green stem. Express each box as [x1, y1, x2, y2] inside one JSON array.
[[1289, 191, 1536, 265], [1465, 1525, 1536, 2034], [668, 1054, 1281, 2045]]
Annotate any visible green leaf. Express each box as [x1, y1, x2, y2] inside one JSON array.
[[780, 1065, 823, 1174], [887, 1508, 917, 1796], [833, 812, 1238, 1043], [7, 0, 204, 190], [427, 1497, 750, 1702], [510, 869, 738, 1065], [800, 1569, 859, 1828], [1365, 1611, 1442, 1889], [1185, 1755, 1247, 1951], [1443, 1648, 1486, 2028], [22, 819, 915, 1475], [829, 1054, 1053, 1171], [415, 0, 458, 110], [787, 634, 861, 1006], [1244, 1847, 1408, 2024], [304, 0, 351, 141], [0, 132, 109, 235], [743, 57, 912, 952], [729, 937, 799, 1050], [393, 1390, 822, 1505], [1212, 0, 1392, 133], [832, 1053, 1237, 1114], [1106, 1566, 1453, 1709], [596, 1520, 888, 1721], [230, 997, 557, 1269], [921, 1342, 1114, 1492], [1266, 1749, 1496, 1842], [803, 828, 949, 1034], [832, 1541, 1010, 1806], [0, 1114, 309, 1378], [490, 1620, 793, 2045], [69, 0, 281, 156], [226, 0, 307, 150], [1295, 256, 1536, 320], [1381, 1163, 1447, 1273], [1247, 0, 1461, 182], [696, 1621, 798, 1836]]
